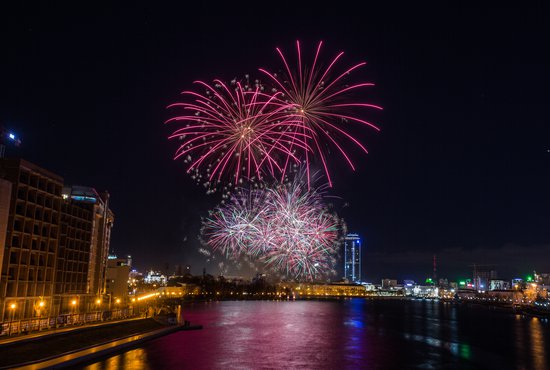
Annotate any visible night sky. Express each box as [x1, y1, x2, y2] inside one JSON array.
[[1, 2, 549, 282]]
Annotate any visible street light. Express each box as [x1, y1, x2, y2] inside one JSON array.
[[9, 303, 16, 335], [35, 300, 45, 319]]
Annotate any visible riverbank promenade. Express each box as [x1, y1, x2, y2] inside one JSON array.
[[0, 317, 201, 369]]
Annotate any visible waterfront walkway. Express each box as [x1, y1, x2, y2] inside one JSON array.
[[0, 318, 166, 369], [11, 323, 198, 370], [0, 315, 145, 346]]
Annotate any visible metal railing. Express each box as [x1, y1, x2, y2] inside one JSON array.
[[0, 308, 135, 336]]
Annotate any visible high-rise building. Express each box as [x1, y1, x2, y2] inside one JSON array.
[[55, 188, 94, 303], [0, 159, 63, 320], [0, 159, 114, 321], [344, 233, 361, 283], [62, 186, 114, 297]]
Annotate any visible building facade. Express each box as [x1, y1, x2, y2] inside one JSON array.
[[62, 186, 114, 298], [279, 282, 367, 297], [344, 233, 361, 283], [105, 255, 130, 306], [0, 159, 63, 321], [0, 178, 12, 279], [0, 159, 114, 321]]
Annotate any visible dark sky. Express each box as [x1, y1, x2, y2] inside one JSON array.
[[1, 2, 549, 282]]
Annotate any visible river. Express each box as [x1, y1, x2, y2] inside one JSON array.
[[82, 299, 550, 369]]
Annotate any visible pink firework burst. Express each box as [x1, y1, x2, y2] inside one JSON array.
[[200, 187, 273, 259], [259, 179, 341, 279], [201, 175, 343, 281], [260, 41, 382, 188], [167, 79, 309, 190]]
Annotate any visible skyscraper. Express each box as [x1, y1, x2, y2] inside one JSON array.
[[344, 233, 361, 283]]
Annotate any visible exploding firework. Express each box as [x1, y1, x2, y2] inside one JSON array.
[[200, 187, 271, 259], [167, 78, 309, 191], [260, 180, 341, 278], [260, 41, 382, 187], [201, 177, 343, 280]]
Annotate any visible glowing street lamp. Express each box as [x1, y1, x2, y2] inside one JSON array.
[[9, 303, 16, 320], [8, 303, 16, 335], [35, 300, 45, 318]]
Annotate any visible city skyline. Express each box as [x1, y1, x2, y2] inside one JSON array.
[[1, 3, 549, 281]]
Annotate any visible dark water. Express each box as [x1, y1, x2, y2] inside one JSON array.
[[82, 299, 550, 369]]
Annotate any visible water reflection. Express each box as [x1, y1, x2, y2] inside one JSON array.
[[84, 300, 549, 370], [83, 348, 148, 370], [530, 317, 547, 370]]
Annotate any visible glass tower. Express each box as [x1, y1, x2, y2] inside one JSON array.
[[344, 233, 361, 282]]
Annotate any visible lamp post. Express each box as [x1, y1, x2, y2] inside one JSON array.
[[35, 300, 45, 331], [36, 300, 45, 317], [9, 303, 16, 335], [71, 299, 77, 324], [95, 298, 102, 322], [114, 298, 121, 318]]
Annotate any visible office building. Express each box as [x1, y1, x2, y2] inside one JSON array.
[[105, 254, 130, 305], [62, 186, 114, 298], [0, 159, 63, 320], [53, 186, 114, 314], [0, 159, 114, 321], [344, 233, 361, 283]]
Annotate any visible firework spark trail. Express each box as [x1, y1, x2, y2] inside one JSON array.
[[259, 40, 382, 188], [201, 177, 342, 280], [167, 79, 311, 190]]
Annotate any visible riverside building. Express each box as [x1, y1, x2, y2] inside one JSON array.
[[105, 254, 131, 305], [0, 158, 114, 321]]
